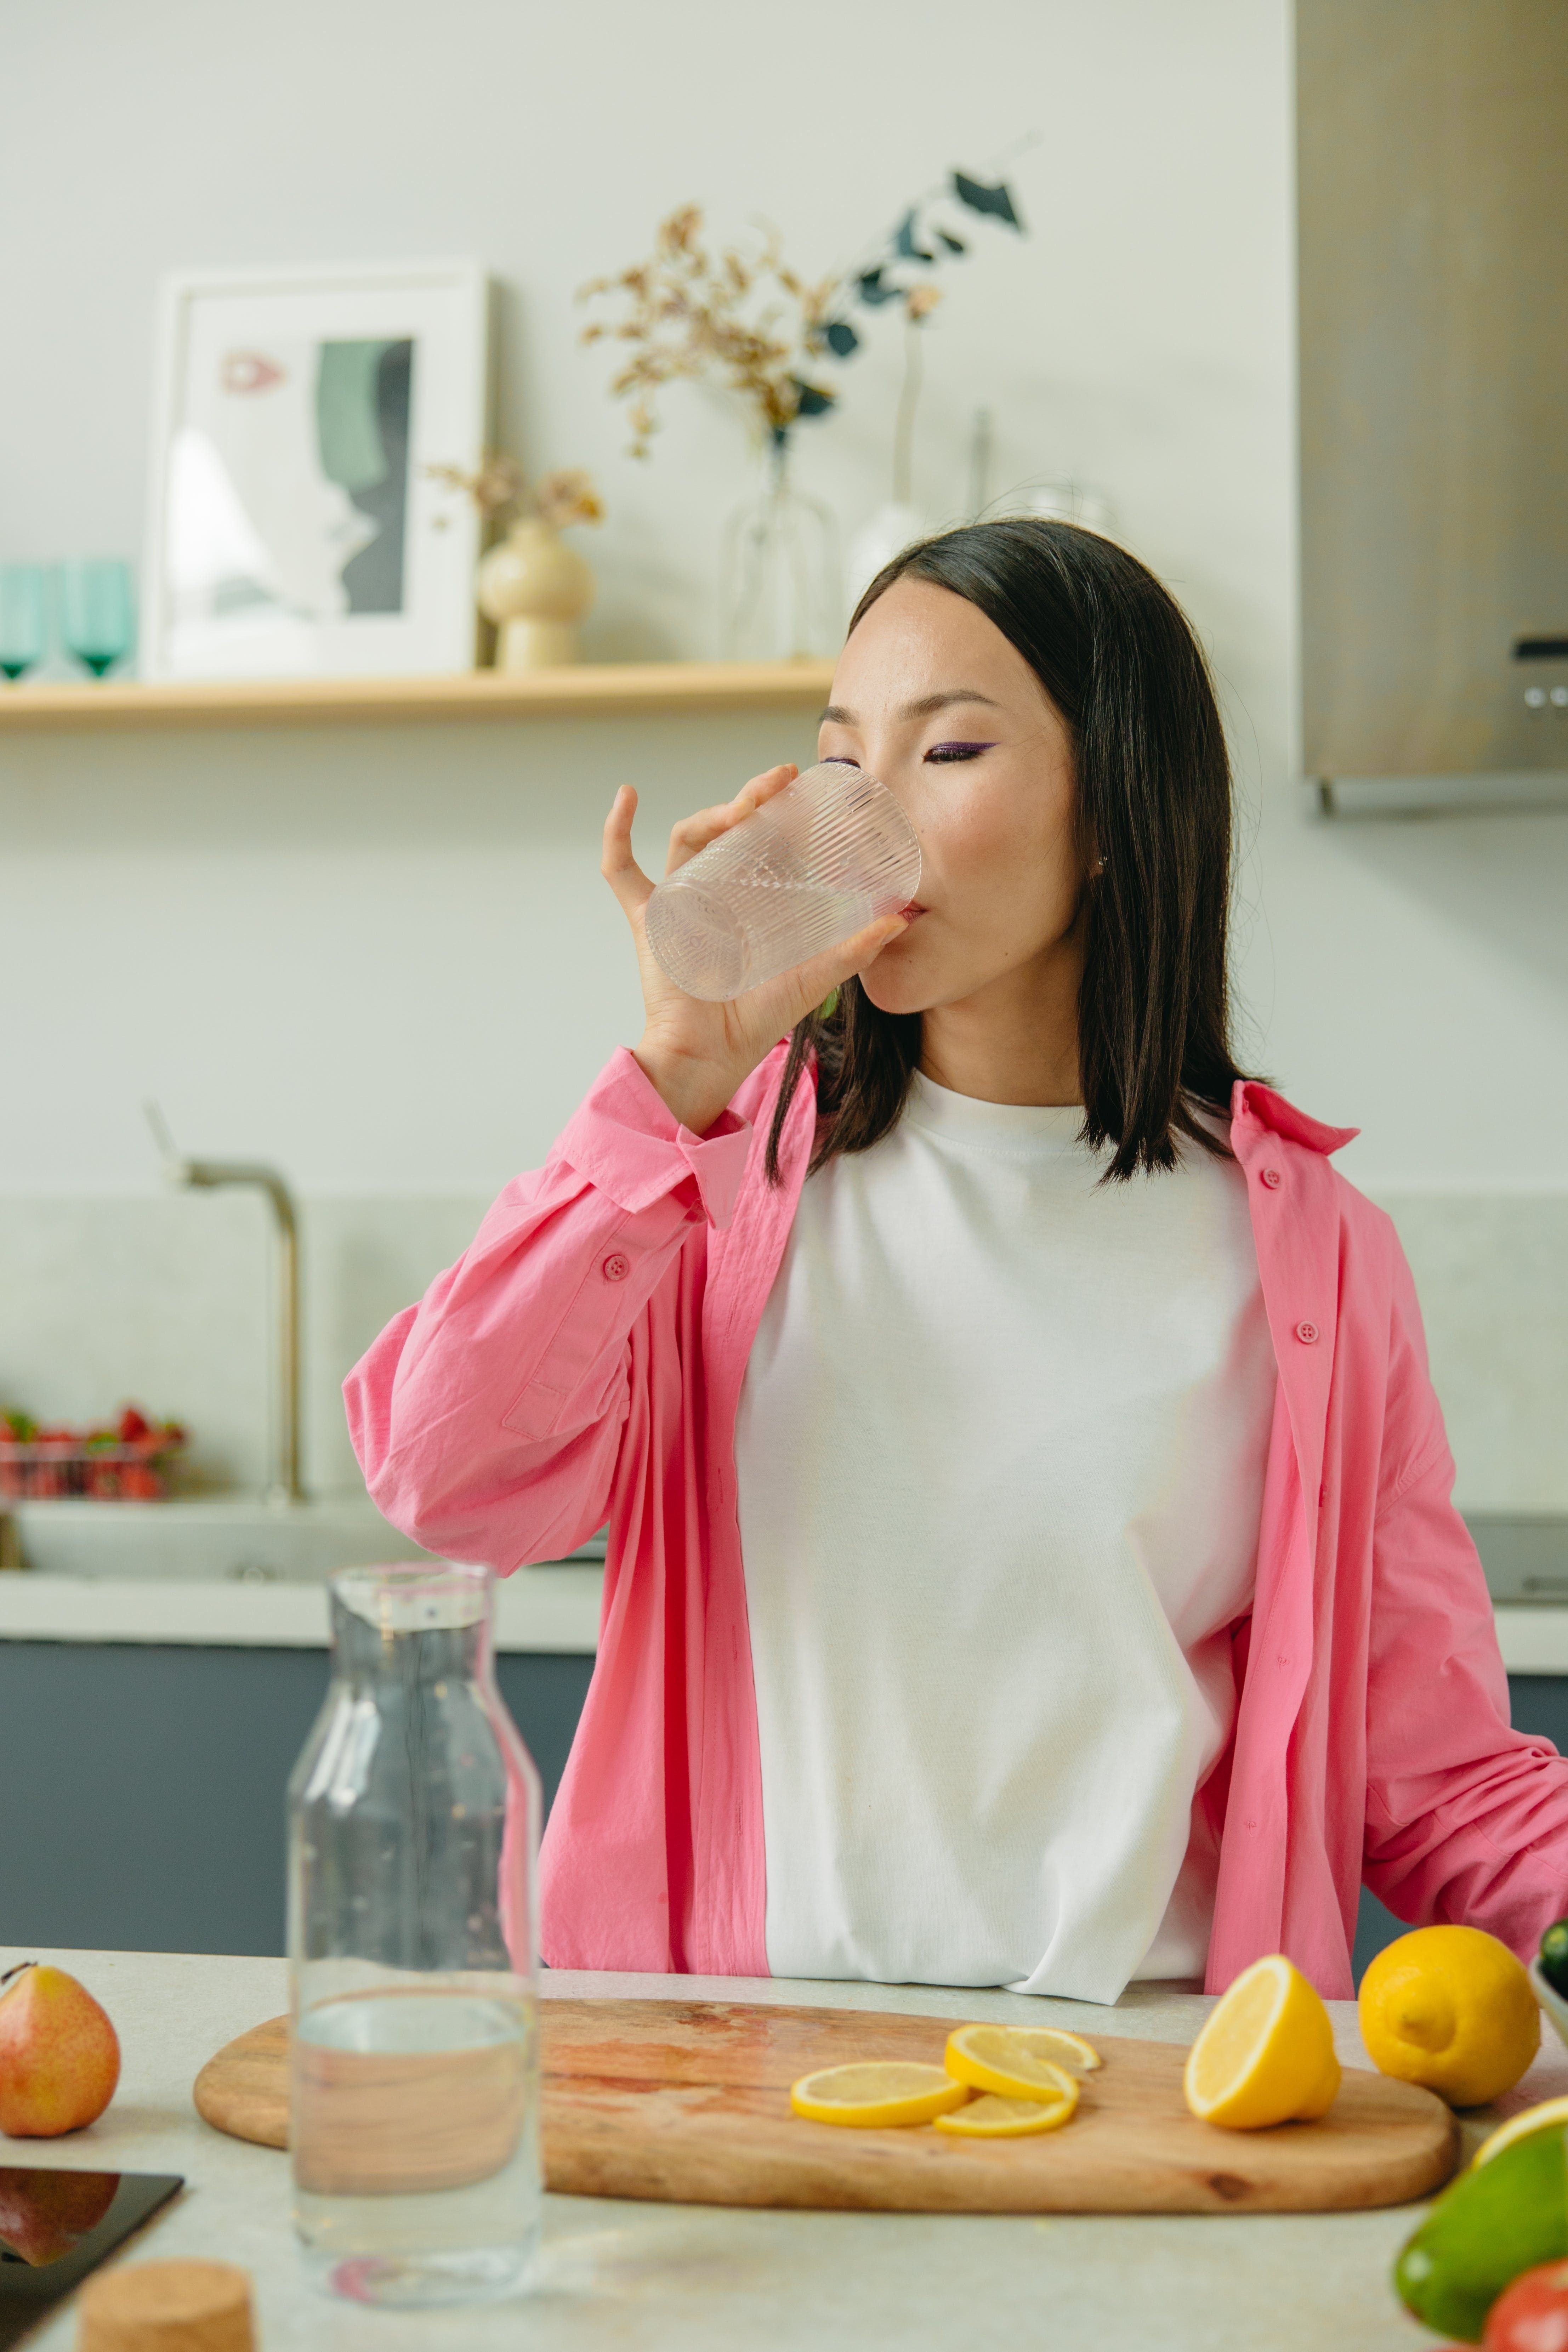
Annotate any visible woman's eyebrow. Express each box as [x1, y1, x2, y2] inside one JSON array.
[[818, 689, 1003, 726]]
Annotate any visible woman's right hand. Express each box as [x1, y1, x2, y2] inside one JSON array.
[[602, 767, 907, 1137]]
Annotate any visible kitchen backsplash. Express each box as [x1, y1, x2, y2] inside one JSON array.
[[1, 1187, 1565, 1512], [0, 1194, 484, 1497]]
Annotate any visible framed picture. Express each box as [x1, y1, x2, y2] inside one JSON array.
[[141, 260, 489, 681]]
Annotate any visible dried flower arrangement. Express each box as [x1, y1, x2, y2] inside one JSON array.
[[581, 165, 1026, 459], [427, 458, 604, 530], [580, 208, 837, 457]]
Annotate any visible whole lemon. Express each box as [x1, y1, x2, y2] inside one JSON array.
[[1360, 1926, 1539, 2107]]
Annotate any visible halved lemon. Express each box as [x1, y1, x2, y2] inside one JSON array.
[[945, 2023, 1101, 2098], [1473, 2096, 1568, 2168], [789, 2062, 969, 2129], [934, 2084, 1079, 2138], [1183, 1953, 1342, 2131]]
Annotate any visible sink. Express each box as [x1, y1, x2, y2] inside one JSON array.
[[1466, 1513, 1568, 1605], [0, 1496, 433, 1581], [0, 1496, 607, 1583]]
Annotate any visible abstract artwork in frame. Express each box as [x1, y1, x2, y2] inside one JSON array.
[[141, 260, 489, 681]]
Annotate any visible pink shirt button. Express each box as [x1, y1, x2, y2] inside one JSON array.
[[1295, 1319, 1319, 1344], [1261, 1167, 1283, 1188], [602, 1252, 631, 1283]]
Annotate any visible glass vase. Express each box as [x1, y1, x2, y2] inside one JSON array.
[[721, 437, 838, 661], [287, 1563, 542, 2308], [59, 559, 135, 678], [0, 566, 47, 681]]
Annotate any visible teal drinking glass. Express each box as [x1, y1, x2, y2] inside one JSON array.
[[0, 565, 46, 681], [59, 559, 135, 678]]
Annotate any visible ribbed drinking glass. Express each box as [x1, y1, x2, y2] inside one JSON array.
[[287, 1564, 542, 2307], [643, 760, 921, 1002]]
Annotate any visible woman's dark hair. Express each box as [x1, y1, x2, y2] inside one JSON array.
[[763, 517, 1251, 1187]]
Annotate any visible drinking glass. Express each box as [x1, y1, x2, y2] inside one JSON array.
[[59, 559, 135, 677], [287, 1564, 542, 2307], [644, 760, 922, 1001], [0, 566, 46, 681]]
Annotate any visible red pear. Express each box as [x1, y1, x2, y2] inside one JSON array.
[[0, 1964, 120, 2136], [0, 2165, 117, 2264]]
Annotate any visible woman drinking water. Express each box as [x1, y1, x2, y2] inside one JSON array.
[[346, 520, 1568, 2001]]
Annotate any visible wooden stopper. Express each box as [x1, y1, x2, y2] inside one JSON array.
[[78, 2261, 255, 2352]]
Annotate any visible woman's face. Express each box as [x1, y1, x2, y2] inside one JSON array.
[[819, 578, 1085, 1020]]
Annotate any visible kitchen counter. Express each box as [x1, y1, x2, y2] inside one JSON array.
[[6, 1569, 1568, 1673], [5, 1945, 1566, 2351]]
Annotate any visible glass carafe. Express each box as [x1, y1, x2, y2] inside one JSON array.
[[286, 1564, 542, 2307]]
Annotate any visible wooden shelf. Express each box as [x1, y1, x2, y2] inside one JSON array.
[[0, 659, 837, 735]]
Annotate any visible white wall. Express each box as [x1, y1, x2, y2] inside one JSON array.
[[2, 0, 1565, 1501]]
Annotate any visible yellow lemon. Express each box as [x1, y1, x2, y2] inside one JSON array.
[[944, 2023, 1100, 2096], [1473, 2094, 1568, 2167], [789, 2062, 968, 2129], [1183, 1953, 1342, 2130], [934, 2084, 1079, 2137], [1359, 1926, 1539, 2108]]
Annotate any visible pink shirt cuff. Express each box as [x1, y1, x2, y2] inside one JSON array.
[[556, 1048, 756, 1231]]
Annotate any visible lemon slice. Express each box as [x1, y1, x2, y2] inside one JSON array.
[[1473, 2096, 1568, 2168], [945, 2023, 1101, 2097], [789, 2062, 968, 2129], [1183, 1953, 1342, 2131], [934, 2084, 1079, 2138]]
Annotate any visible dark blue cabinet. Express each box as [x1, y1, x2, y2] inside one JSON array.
[[0, 1640, 593, 1956]]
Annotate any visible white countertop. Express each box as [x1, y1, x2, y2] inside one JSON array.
[[3, 1500, 1562, 1666], [1493, 1607, 1568, 1675], [5, 1569, 1568, 1672], [5, 1944, 1564, 2352]]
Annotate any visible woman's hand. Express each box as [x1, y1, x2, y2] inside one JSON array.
[[602, 766, 907, 1136]]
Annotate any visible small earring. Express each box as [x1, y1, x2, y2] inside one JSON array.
[[1093, 855, 1108, 876]]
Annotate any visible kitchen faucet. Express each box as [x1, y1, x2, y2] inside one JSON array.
[[144, 1104, 305, 1505]]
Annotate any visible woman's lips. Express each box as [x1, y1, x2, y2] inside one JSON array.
[[897, 902, 927, 922]]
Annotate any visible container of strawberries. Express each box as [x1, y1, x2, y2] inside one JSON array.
[[0, 1406, 187, 1501]]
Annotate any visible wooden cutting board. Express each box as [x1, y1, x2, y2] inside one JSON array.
[[192, 1996, 1457, 2215]]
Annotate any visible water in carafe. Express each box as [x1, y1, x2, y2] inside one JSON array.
[[287, 1565, 542, 2306]]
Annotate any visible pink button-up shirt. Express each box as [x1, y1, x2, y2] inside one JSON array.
[[345, 1047, 1568, 1999]]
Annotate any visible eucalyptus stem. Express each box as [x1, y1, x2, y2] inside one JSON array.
[[892, 316, 924, 506]]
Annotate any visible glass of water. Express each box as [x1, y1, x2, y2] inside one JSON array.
[[643, 760, 922, 1002], [287, 1564, 542, 2307]]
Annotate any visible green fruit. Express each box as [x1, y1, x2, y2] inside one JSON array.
[[1395, 2127, 1568, 2342], [1540, 1919, 1568, 1999]]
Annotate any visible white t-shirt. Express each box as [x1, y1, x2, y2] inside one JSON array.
[[732, 1070, 1276, 2004]]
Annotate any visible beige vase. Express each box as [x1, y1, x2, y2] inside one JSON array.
[[476, 517, 596, 670]]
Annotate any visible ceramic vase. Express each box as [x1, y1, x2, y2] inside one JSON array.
[[477, 516, 596, 670], [844, 502, 930, 612]]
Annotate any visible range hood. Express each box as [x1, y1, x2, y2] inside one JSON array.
[[1297, 0, 1568, 816]]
